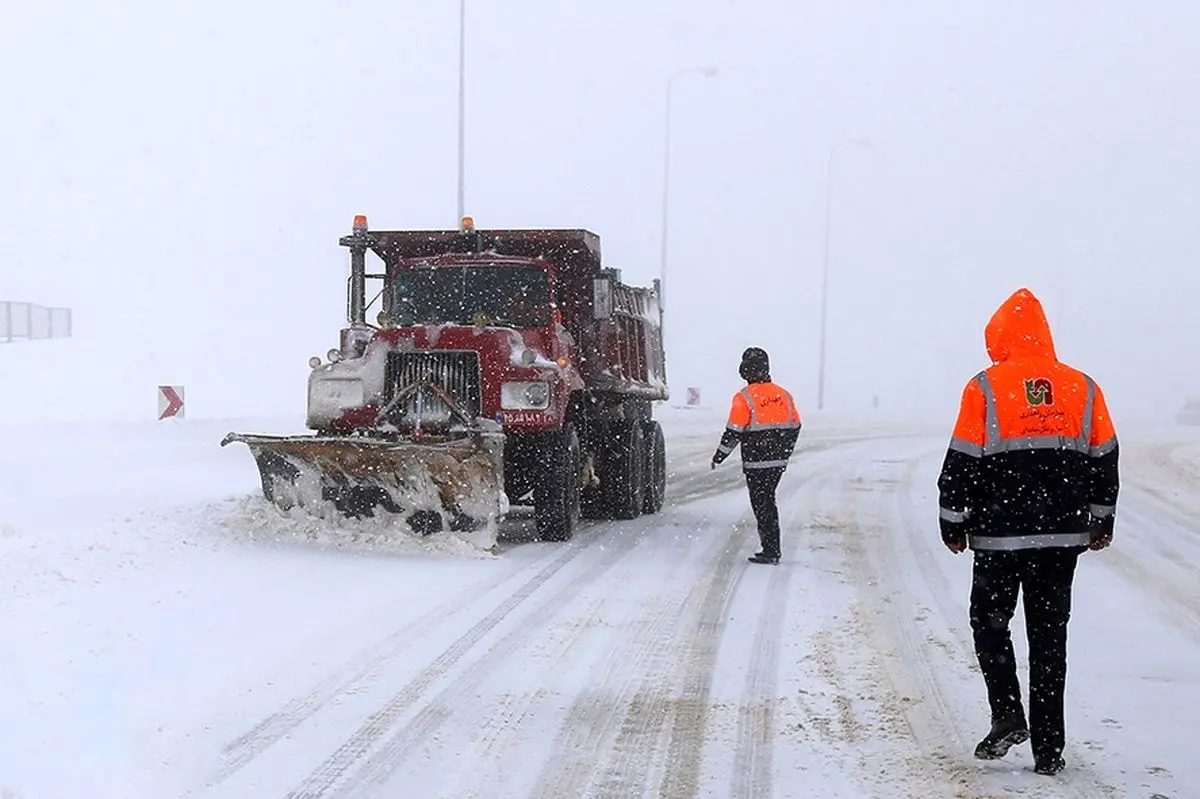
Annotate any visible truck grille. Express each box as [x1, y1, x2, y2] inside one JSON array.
[[384, 350, 482, 423]]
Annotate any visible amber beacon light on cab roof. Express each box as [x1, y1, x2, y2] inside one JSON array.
[[222, 215, 669, 542]]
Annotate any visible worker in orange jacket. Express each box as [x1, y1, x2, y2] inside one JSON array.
[[711, 347, 802, 564], [937, 287, 1119, 776]]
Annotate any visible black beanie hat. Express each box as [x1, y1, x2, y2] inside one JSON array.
[[739, 347, 770, 382]]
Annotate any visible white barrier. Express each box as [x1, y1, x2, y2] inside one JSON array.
[[0, 302, 72, 342]]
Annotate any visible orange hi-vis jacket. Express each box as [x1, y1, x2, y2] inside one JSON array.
[[937, 288, 1120, 551], [713, 381, 802, 470]]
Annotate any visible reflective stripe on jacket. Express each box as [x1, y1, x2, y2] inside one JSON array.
[[713, 381, 802, 470], [937, 288, 1120, 551]]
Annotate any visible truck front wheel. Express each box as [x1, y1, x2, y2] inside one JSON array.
[[534, 424, 581, 541]]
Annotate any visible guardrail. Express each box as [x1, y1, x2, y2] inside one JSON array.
[[0, 302, 72, 342]]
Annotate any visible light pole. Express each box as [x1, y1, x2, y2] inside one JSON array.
[[456, 0, 467, 221], [816, 137, 870, 411], [659, 65, 718, 314]]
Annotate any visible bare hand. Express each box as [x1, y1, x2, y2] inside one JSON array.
[[1088, 534, 1112, 551], [945, 539, 966, 554]]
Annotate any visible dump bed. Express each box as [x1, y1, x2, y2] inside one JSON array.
[[348, 226, 667, 401]]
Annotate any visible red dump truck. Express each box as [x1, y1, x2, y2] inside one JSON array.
[[222, 215, 669, 542]]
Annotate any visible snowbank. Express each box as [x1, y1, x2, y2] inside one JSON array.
[[217, 496, 498, 557], [1169, 441, 1200, 477], [0, 413, 499, 585]]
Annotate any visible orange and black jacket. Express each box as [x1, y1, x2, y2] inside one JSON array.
[[713, 381, 802, 470], [937, 288, 1119, 551]]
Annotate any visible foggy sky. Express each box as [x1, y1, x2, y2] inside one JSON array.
[[3, 1, 1199, 423]]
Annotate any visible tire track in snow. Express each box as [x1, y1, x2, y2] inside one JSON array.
[[221, 426, 785, 792], [1105, 457, 1200, 643], [842, 449, 996, 798], [426, 591, 614, 799], [728, 553, 791, 799], [321, 519, 675, 799], [265, 433, 869, 798], [284, 521, 655, 799], [724, 465, 820, 799], [527, 524, 739, 799], [1121, 472, 1200, 542], [530, 447, 841, 798], [212, 539, 575, 783], [892, 451, 1120, 799], [668, 467, 754, 507], [652, 448, 849, 799], [653, 525, 757, 797], [779, 457, 939, 792], [1095, 506, 1200, 646], [1128, 442, 1200, 506], [1120, 484, 1200, 561], [1126, 478, 1200, 529], [595, 516, 794, 797], [1122, 445, 1200, 558]]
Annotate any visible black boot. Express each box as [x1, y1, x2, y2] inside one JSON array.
[[973, 715, 1030, 759], [1033, 755, 1065, 775], [748, 552, 779, 565]]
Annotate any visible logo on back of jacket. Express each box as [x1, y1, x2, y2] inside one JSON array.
[[1019, 377, 1066, 434], [1025, 378, 1053, 406]]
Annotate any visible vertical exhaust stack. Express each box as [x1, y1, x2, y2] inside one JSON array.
[[348, 214, 369, 326], [338, 214, 375, 360]]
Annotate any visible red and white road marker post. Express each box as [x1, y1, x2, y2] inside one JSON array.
[[158, 385, 185, 420]]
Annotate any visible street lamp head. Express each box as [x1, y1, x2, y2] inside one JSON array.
[[670, 65, 719, 82]]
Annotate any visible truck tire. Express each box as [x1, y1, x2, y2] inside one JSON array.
[[604, 419, 646, 520], [535, 424, 581, 541], [641, 420, 666, 514]]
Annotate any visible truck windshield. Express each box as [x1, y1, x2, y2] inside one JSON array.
[[391, 266, 552, 328]]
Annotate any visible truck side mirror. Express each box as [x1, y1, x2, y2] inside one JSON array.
[[593, 278, 614, 320]]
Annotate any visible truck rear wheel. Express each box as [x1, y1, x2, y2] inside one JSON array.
[[535, 424, 581, 541], [604, 419, 646, 520], [641, 420, 666, 514]]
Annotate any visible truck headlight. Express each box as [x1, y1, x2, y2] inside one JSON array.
[[501, 381, 551, 410], [310, 378, 365, 412]]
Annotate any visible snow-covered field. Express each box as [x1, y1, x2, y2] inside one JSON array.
[[2, 355, 1199, 797]]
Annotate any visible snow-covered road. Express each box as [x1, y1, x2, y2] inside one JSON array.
[[2, 410, 1197, 798]]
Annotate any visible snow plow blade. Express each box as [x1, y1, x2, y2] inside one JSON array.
[[219, 430, 507, 534]]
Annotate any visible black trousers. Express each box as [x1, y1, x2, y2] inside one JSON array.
[[744, 467, 785, 557], [969, 547, 1082, 760]]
